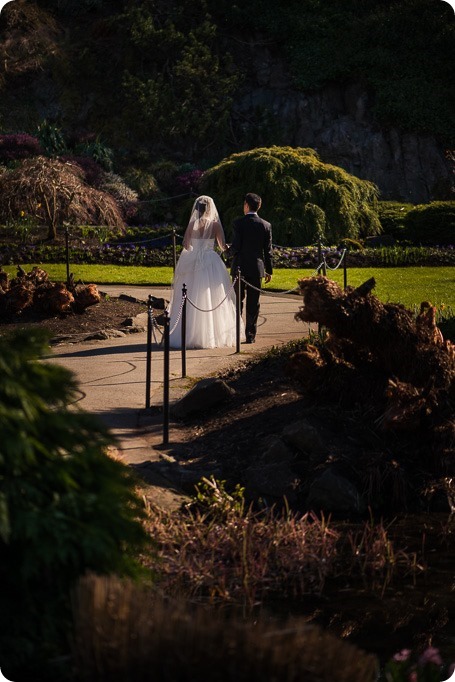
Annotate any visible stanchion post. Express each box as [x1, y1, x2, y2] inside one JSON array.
[[181, 283, 187, 378], [145, 295, 153, 408], [317, 234, 327, 276], [343, 249, 348, 290], [163, 310, 170, 445], [65, 226, 70, 286], [172, 228, 177, 272], [236, 268, 241, 354]]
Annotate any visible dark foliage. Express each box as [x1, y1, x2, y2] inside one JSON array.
[[0, 329, 149, 679], [0, 133, 43, 163], [405, 201, 455, 245]]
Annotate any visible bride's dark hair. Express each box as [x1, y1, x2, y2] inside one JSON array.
[[196, 198, 208, 215]]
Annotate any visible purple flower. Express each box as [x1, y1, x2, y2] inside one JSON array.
[[418, 647, 442, 667], [392, 649, 412, 662]]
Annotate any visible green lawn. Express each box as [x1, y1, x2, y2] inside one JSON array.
[[4, 264, 455, 310]]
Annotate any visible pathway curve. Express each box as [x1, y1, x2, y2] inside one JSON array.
[[43, 284, 313, 508]]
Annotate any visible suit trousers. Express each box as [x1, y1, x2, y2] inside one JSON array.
[[238, 272, 262, 339]]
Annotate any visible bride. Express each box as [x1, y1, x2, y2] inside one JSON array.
[[169, 195, 244, 349]]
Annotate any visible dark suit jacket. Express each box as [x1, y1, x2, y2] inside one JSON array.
[[230, 213, 273, 279]]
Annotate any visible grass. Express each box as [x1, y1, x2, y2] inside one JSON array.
[[140, 478, 422, 607], [3, 263, 454, 309]]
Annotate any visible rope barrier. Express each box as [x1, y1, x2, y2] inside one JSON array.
[[186, 275, 238, 312], [136, 191, 194, 204], [322, 248, 346, 271], [239, 276, 299, 297], [168, 291, 187, 335], [105, 231, 182, 247], [63, 229, 183, 248]]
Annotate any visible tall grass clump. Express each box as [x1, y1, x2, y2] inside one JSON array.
[[71, 573, 379, 682], [141, 478, 423, 609]]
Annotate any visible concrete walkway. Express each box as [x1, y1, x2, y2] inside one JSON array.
[[43, 284, 313, 507]]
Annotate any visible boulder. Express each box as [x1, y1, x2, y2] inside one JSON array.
[[306, 468, 366, 514], [244, 462, 300, 503], [282, 419, 326, 458], [171, 377, 235, 419]]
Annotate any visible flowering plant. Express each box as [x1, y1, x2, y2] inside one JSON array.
[[381, 647, 454, 681]]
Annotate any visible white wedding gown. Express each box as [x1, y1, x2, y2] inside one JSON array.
[[169, 238, 244, 349]]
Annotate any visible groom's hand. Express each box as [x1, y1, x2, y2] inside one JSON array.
[[264, 273, 272, 284]]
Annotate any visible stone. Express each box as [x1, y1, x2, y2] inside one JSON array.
[[282, 419, 326, 457], [245, 462, 300, 503], [260, 435, 295, 465], [171, 377, 235, 419], [306, 468, 366, 514]]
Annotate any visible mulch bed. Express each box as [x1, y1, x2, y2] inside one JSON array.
[[0, 295, 148, 341]]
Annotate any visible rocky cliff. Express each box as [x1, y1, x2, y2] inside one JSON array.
[[233, 44, 453, 203]]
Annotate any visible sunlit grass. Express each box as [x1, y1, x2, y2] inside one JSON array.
[[3, 263, 454, 309], [267, 267, 455, 309]]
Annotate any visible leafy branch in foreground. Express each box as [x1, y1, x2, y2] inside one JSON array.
[[0, 329, 148, 679]]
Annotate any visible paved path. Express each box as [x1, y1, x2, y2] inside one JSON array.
[[43, 284, 313, 507]]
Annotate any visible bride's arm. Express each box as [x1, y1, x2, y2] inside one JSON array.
[[214, 221, 227, 251]]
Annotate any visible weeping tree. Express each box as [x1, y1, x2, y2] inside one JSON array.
[[199, 146, 381, 245], [0, 156, 125, 240]]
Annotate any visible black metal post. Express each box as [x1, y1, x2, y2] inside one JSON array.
[[317, 234, 326, 276], [172, 228, 177, 272], [181, 283, 187, 378], [145, 295, 153, 408], [236, 268, 241, 353], [163, 310, 170, 445], [343, 249, 348, 290], [65, 227, 70, 285]]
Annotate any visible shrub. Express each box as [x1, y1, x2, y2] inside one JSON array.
[[77, 138, 114, 171], [0, 133, 43, 163], [404, 201, 455, 245], [123, 168, 160, 199], [377, 201, 415, 241], [98, 171, 139, 221], [200, 146, 381, 245], [0, 329, 148, 679], [174, 168, 203, 194], [36, 120, 67, 156], [0, 156, 125, 239], [58, 155, 104, 187]]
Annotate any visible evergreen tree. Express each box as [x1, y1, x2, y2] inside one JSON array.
[[200, 146, 381, 245], [0, 329, 148, 678]]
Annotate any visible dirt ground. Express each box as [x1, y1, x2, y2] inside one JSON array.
[[0, 295, 148, 341]]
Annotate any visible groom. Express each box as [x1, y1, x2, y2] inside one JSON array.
[[230, 193, 273, 343]]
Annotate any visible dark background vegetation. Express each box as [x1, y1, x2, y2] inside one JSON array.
[[1, 0, 454, 166]]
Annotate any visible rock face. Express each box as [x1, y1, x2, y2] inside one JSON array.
[[234, 48, 453, 203]]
